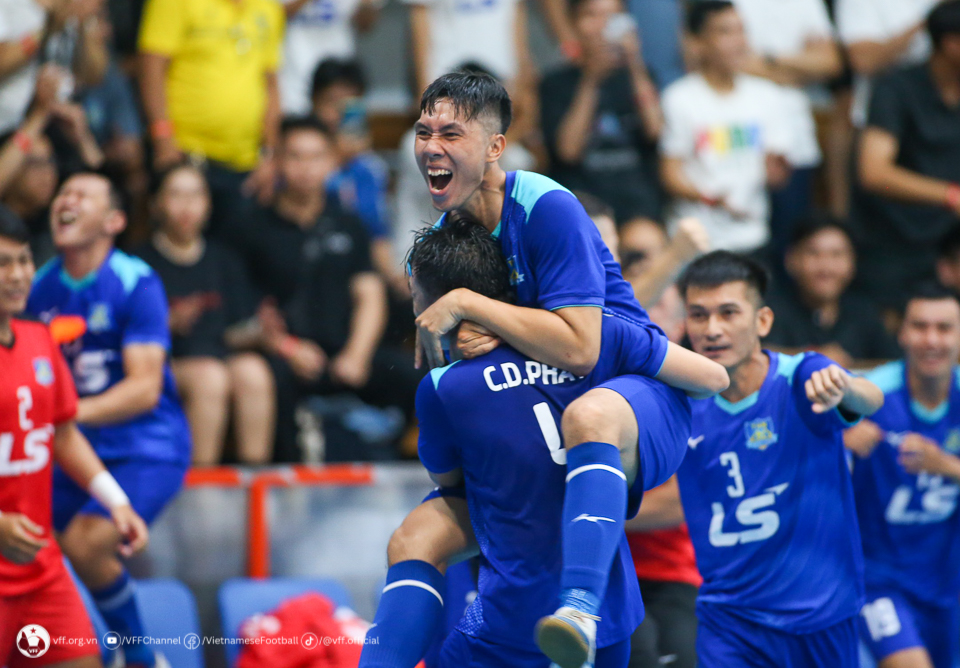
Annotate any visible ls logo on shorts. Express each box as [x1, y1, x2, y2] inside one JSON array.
[[745, 417, 778, 451], [33, 358, 54, 386]]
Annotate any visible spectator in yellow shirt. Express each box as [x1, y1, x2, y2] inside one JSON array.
[[138, 0, 284, 237]]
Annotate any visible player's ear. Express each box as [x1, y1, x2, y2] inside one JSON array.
[[105, 210, 127, 237], [486, 133, 506, 164], [756, 305, 774, 339]]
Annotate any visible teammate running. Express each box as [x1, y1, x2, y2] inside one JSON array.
[[846, 284, 960, 668], [675, 251, 883, 666], [376, 70, 726, 668], [0, 210, 148, 668], [26, 174, 191, 668]]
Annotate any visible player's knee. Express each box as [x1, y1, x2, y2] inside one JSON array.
[[387, 523, 427, 567], [561, 392, 622, 447]]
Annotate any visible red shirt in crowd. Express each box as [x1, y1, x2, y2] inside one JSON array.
[[0, 319, 77, 596], [627, 524, 702, 587]]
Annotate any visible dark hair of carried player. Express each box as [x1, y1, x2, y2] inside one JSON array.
[[420, 71, 513, 135], [0, 204, 29, 244], [407, 211, 516, 305], [678, 250, 770, 302]]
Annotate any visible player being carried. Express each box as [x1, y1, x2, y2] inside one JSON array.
[[360, 71, 728, 668], [26, 174, 192, 668], [0, 211, 149, 668], [846, 284, 960, 668], [675, 251, 884, 666]]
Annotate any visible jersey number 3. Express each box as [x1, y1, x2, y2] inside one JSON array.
[[709, 451, 788, 547], [0, 387, 52, 477]]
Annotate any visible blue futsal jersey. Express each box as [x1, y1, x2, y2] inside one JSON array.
[[27, 250, 190, 465], [439, 171, 648, 325], [417, 316, 670, 651], [853, 361, 960, 606], [677, 351, 865, 634]]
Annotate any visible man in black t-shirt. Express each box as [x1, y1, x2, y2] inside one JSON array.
[[539, 0, 662, 223], [855, 0, 960, 309], [766, 215, 899, 366], [245, 117, 420, 462]]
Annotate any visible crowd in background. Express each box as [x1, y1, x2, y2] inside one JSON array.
[[2, 0, 960, 468]]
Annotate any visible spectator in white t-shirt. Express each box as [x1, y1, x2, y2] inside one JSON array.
[[835, 0, 940, 126], [406, 0, 533, 96], [732, 0, 842, 255], [280, 0, 383, 114], [660, 0, 791, 253]]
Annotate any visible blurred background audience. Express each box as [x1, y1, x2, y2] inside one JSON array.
[[4, 0, 960, 467]]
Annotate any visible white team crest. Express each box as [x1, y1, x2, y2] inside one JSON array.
[[32, 358, 53, 386], [87, 303, 111, 333], [944, 429, 960, 455]]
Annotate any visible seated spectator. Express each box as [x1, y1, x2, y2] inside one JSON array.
[[311, 58, 404, 293], [855, 0, 960, 310], [540, 0, 663, 222], [765, 214, 899, 366], [936, 224, 960, 296], [660, 1, 791, 254], [836, 0, 940, 126], [280, 0, 382, 115], [244, 118, 421, 462], [136, 164, 275, 466], [732, 0, 842, 255]]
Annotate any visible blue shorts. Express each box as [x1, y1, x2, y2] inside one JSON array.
[[696, 602, 858, 668], [859, 585, 960, 668], [53, 459, 187, 531], [598, 375, 691, 518], [438, 629, 630, 668]]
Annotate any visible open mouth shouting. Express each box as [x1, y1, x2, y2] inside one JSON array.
[[427, 167, 453, 195]]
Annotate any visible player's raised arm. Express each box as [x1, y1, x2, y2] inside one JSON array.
[[805, 364, 884, 417], [655, 342, 729, 399]]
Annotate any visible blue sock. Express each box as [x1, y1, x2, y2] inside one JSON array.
[[359, 560, 446, 668], [92, 570, 154, 667], [559, 441, 627, 616]]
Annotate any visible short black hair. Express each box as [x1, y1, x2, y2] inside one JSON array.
[[0, 204, 28, 244], [420, 71, 512, 135], [928, 0, 960, 49], [678, 250, 769, 302], [280, 115, 334, 143], [573, 191, 614, 222], [407, 210, 515, 304], [310, 58, 367, 99], [788, 212, 856, 249], [68, 171, 124, 212], [687, 0, 735, 35], [939, 225, 960, 260], [908, 281, 960, 308]]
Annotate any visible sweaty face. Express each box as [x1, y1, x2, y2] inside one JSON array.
[[279, 129, 337, 196], [685, 281, 769, 371], [0, 237, 34, 317], [50, 175, 117, 251], [158, 168, 210, 242], [786, 229, 855, 304], [414, 99, 496, 212], [900, 298, 960, 381], [700, 8, 749, 73]]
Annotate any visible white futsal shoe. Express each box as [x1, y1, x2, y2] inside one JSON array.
[[536, 606, 598, 668]]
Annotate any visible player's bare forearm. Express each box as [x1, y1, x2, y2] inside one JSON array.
[[624, 476, 685, 528], [656, 342, 729, 398], [76, 344, 165, 426], [52, 421, 107, 489], [840, 377, 884, 417], [459, 291, 602, 376]]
